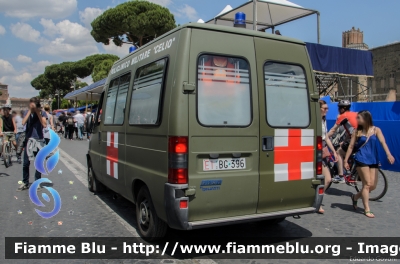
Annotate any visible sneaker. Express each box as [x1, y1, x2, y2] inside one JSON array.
[[17, 184, 29, 191], [332, 175, 342, 184]]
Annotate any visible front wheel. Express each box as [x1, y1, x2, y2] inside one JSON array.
[[136, 186, 168, 241], [87, 166, 105, 193], [354, 169, 388, 201], [3, 143, 11, 168]]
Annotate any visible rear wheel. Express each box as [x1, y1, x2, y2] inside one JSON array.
[[136, 186, 167, 241], [87, 165, 105, 193], [354, 169, 388, 201]]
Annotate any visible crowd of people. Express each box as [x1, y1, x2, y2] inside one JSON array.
[[0, 97, 94, 191], [318, 99, 395, 218]]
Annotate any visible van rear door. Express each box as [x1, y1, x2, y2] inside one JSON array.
[[187, 29, 260, 221], [255, 38, 316, 213]]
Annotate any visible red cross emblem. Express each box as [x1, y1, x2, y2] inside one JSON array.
[[274, 129, 314, 181], [106, 132, 119, 179]]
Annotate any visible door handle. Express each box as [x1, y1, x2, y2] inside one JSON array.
[[262, 136, 274, 151]]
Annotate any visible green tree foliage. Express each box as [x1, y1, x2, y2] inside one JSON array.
[[91, 0, 176, 47], [31, 54, 118, 98], [92, 59, 115, 82]]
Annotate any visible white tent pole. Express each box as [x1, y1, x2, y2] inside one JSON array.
[[317, 12, 320, 43], [253, 0, 257, 31]]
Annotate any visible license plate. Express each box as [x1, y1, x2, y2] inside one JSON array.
[[203, 158, 246, 171]]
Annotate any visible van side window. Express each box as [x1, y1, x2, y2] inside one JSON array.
[[104, 73, 131, 125], [197, 55, 251, 126], [129, 58, 167, 125], [264, 62, 310, 127]]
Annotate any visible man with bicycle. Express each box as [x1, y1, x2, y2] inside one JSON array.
[[0, 104, 17, 158], [327, 100, 358, 183]]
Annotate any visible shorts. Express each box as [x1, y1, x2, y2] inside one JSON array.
[[355, 161, 379, 169], [3, 133, 16, 142]]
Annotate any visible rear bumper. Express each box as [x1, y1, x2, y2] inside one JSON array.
[[165, 183, 325, 230]]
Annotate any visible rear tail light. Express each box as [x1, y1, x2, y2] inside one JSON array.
[[318, 187, 324, 195], [180, 200, 188, 209], [168, 137, 188, 184], [316, 136, 323, 175]]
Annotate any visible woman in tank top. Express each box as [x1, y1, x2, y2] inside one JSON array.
[[344, 110, 395, 218]]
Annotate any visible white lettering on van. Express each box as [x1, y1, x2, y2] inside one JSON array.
[[110, 61, 130, 75], [130, 49, 151, 66], [154, 37, 175, 54]]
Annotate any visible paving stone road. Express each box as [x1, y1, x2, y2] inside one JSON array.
[[1, 137, 399, 264]]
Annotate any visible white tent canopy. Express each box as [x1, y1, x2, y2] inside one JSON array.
[[205, 0, 320, 42]]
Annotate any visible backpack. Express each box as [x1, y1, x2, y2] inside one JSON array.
[[67, 117, 74, 126]]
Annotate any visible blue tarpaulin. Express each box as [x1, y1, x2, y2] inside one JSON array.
[[306, 43, 374, 76], [323, 98, 400, 172]]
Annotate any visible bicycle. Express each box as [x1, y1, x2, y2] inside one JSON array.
[[325, 153, 388, 201], [1, 132, 15, 168]]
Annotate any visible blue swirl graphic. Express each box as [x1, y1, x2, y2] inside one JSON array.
[[29, 178, 62, 219], [35, 129, 60, 175]]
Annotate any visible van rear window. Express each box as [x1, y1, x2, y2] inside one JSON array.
[[129, 58, 167, 125], [264, 62, 310, 127], [197, 55, 251, 127]]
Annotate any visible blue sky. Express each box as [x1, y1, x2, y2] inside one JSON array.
[[0, 0, 399, 98]]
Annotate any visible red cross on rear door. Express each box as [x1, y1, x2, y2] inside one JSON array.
[[274, 129, 314, 182]]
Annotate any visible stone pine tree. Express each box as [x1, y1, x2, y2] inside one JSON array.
[[91, 0, 176, 47]]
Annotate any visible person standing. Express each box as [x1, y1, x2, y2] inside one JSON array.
[[43, 104, 54, 144], [14, 110, 26, 164], [74, 111, 85, 140], [63, 112, 69, 139], [18, 97, 47, 191], [345, 110, 395, 218], [318, 101, 338, 214], [66, 113, 75, 140], [85, 108, 93, 141]]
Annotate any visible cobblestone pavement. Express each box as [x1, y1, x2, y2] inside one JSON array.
[[1, 137, 399, 264]]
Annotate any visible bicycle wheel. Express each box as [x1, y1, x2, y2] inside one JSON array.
[[4, 143, 11, 168], [354, 169, 388, 201]]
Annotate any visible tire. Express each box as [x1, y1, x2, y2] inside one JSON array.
[[355, 169, 388, 201], [87, 165, 105, 193], [136, 186, 168, 241], [4, 143, 11, 168]]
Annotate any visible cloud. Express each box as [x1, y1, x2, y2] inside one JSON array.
[[79, 7, 103, 28], [0, 59, 52, 98], [39, 19, 99, 59], [40, 19, 94, 45], [0, 0, 77, 19], [0, 59, 15, 75], [102, 44, 128, 58], [147, 0, 172, 7], [27, 60, 52, 75], [10, 22, 44, 44], [39, 38, 98, 59], [17, 55, 33, 63], [176, 4, 198, 21], [0, 24, 5, 35]]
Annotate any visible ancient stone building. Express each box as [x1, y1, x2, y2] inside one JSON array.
[[369, 42, 400, 101], [342, 27, 369, 50], [0, 82, 9, 101]]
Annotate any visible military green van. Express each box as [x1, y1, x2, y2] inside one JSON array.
[[87, 23, 324, 240]]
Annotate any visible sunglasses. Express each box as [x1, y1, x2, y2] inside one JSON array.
[[321, 107, 329, 110]]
